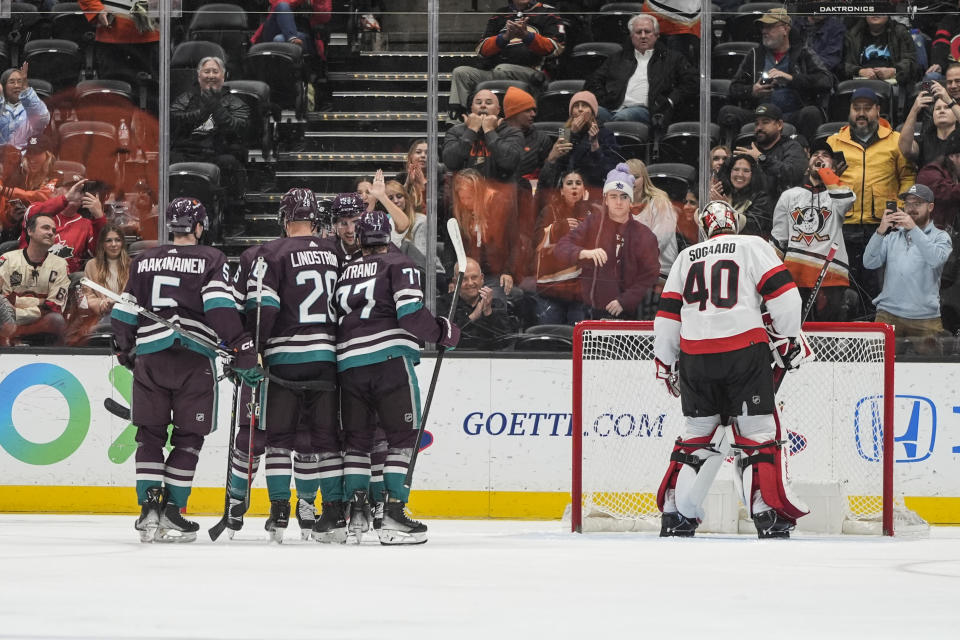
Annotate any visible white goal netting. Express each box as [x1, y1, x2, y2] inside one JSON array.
[[572, 322, 928, 536]]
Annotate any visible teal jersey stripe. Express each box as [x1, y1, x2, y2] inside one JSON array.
[[203, 297, 238, 311], [337, 345, 420, 372], [246, 294, 280, 310], [111, 307, 138, 325], [396, 301, 422, 319], [267, 350, 337, 366]]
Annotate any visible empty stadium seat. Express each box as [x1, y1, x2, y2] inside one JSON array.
[[645, 163, 697, 202], [22, 39, 82, 94], [591, 3, 644, 44], [532, 121, 564, 144], [604, 121, 650, 161], [565, 42, 622, 80], [57, 121, 117, 186], [244, 42, 306, 117], [52, 160, 85, 183], [711, 41, 759, 79], [723, 2, 782, 43], [656, 122, 721, 165], [188, 3, 251, 79], [170, 162, 223, 242], [711, 78, 733, 121], [223, 79, 274, 160], [537, 80, 585, 122], [50, 3, 95, 76], [75, 79, 135, 131]]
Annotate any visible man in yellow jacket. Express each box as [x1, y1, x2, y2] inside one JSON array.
[[827, 87, 916, 317]]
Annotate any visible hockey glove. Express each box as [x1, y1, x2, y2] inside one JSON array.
[[111, 335, 136, 371], [654, 357, 681, 397], [770, 335, 813, 371], [228, 335, 265, 388], [436, 316, 461, 349]]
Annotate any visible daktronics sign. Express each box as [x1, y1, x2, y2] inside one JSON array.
[[854, 394, 940, 463]]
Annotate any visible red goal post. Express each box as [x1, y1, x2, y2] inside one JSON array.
[[571, 321, 925, 536]]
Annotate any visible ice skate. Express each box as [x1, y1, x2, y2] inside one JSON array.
[[753, 510, 793, 539], [134, 487, 162, 543], [295, 498, 317, 540], [377, 500, 427, 545], [311, 501, 347, 544], [157, 500, 200, 543], [346, 490, 371, 545], [224, 495, 246, 539], [265, 499, 290, 543], [660, 512, 698, 537], [372, 500, 385, 531]]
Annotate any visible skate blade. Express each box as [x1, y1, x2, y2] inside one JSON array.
[[137, 526, 158, 543], [376, 528, 427, 545], [300, 528, 312, 541], [346, 527, 364, 545], [266, 527, 286, 544], [311, 527, 348, 544], [156, 529, 197, 543]]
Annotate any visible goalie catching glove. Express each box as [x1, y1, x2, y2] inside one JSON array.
[[226, 335, 265, 388], [654, 358, 681, 397], [769, 333, 813, 371]]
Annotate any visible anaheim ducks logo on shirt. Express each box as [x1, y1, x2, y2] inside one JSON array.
[[789, 205, 833, 246]]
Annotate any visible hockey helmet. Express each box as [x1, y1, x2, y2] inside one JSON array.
[[278, 187, 319, 228], [699, 200, 739, 237], [166, 197, 209, 234], [331, 192, 367, 220], [356, 210, 392, 248]]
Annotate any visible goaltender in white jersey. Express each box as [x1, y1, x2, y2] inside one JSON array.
[[653, 200, 808, 539]]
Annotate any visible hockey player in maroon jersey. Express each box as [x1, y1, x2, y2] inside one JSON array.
[[331, 191, 365, 264], [111, 198, 263, 543], [335, 209, 460, 545], [244, 188, 343, 543], [653, 200, 809, 539]]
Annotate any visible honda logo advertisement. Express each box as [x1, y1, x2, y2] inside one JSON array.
[[854, 394, 943, 463]]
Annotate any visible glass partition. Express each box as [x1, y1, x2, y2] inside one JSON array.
[[0, 1, 956, 359]]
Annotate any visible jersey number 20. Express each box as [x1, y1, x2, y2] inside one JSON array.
[[682, 260, 739, 310]]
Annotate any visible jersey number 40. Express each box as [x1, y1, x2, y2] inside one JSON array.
[[682, 260, 740, 311]]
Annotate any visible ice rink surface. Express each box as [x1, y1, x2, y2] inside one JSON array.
[[1, 515, 957, 640]]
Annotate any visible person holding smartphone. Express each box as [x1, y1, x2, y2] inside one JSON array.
[[899, 79, 959, 168], [538, 91, 620, 194]]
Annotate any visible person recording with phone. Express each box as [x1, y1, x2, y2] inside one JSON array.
[[864, 184, 952, 355], [19, 178, 106, 273], [899, 79, 960, 168]]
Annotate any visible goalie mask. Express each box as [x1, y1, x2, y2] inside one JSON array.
[[278, 187, 319, 229], [699, 200, 738, 237], [356, 210, 392, 248], [331, 192, 367, 220], [166, 197, 209, 234]]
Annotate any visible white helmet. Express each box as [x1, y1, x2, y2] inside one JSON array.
[[699, 200, 739, 237]]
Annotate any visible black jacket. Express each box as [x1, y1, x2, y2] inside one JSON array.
[[729, 30, 834, 109], [170, 88, 250, 151], [842, 18, 919, 87], [584, 41, 697, 122], [717, 154, 774, 238]]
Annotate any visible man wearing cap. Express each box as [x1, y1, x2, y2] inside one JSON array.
[[442, 88, 524, 182], [446, 1, 565, 121], [734, 103, 808, 211], [584, 13, 696, 126], [720, 7, 832, 146], [0, 64, 51, 150], [771, 139, 856, 321], [863, 183, 951, 354], [827, 86, 915, 312], [842, 14, 918, 86]]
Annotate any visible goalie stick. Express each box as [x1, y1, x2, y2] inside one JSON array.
[[402, 218, 466, 490]]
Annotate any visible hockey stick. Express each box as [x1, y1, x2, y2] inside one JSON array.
[[403, 218, 466, 490], [244, 256, 267, 513], [208, 382, 242, 541], [104, 397, 130, 421]]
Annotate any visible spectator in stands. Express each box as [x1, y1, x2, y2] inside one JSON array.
[[446, 1, 565, 120], [0, 136, 56, 238], [733, 103, 808, 215], [171, 56, 250, 216], [711, 153, 772, 237], [442, 89, 524, 182], [397, 139, 428, 214], [899, 80, 960, 168], [719, 8, 832, 147], [842, 14, 919, 87], [864, 183, 952, 354], [436, 258, 515, 350], [502, 87, 552, 184], [554, 163, 660, 319], [532, 169, 596, 324], [678, 188, 698, 245], [538, 91, 620, 193], [625, 158, 678, 282], [0, 213, 69, 346], [710, 145, 730, 176], [798, 13, 846, 75], [450, 169, 523, 299], [250, 1, 333, 109], [828, 87, 916, 309], [917, 136, 960, 231], [20, 179, 107, 273], [584, 14, 697, 126], [64, 223, 129, 346], [944, 63, 960, 104], [79, 0, 159, 92], [355, 170, 411, 245], [771, 141, 856, 322], [0, 64, 50, 150]]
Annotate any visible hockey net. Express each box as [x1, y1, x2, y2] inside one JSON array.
[[571, 321, 928, 536]]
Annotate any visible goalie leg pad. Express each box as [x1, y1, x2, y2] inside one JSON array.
[[733, 414, 809, 522], [657, 417, 730, 521]]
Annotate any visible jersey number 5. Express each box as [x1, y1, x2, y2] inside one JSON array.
[[682, 260, 739, 310]]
